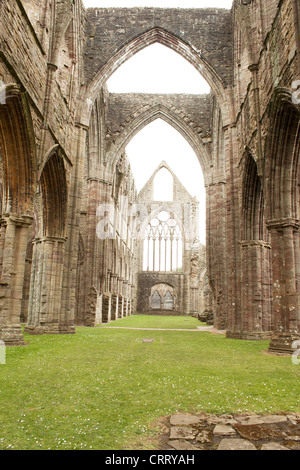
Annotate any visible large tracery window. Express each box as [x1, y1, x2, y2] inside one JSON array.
[[143, 211, 183, 272]]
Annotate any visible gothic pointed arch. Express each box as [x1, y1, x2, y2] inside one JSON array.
[[242, 150, 267, 242], [79, 27, 230, 126], [106, 104, 211, 181], [264, 88, 300, 224], [263, 88, 300, 352], [0, 84, 36, 215], [49, 0, 75, 66], [39, 146, 68, 238]]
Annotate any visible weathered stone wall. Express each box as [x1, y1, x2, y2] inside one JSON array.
[[84, 7, 233, 87], [0, 0, 86, 342], [105, 93, 214, 148], [227, 0, 300, 348], [137, 272, 185, 315], [0, 0, 298, 353]]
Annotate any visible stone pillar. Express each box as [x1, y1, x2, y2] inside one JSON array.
[[267, 219, 300, 353], [118, 277, 123, 296], [131, 282, 136, 315], [227, 240, 273, 340], [111, 292, 118, 321], [128, 298, 132, 317], [84, 178, 113, 323], [0, 214, 33, 345], [189, 287, 198, 316], [206, 173, 227, 330], [85, 287, 98, 327], [26, 237, 75, 335], [102, 294, 111, 323], [63, 122, 88, 331], [95, 294, 102, 326], [118, 292, 123, 318], [113, 273, 118, 293], [123, 280, 129, 317], [223, 124, 242, 336]]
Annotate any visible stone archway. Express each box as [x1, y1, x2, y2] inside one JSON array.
[[264, 89, 300, 353], [77, 20, 232, 127], [105, 104, 212, 185], [26, 147, 74, 336], [151, 290, 161, 310], [163, 291, 175, 310], [227, 150, 273, 340], [150, 283, 175, 312], [0, 84, 36, 345]]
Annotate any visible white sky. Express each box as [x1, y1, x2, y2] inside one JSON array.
[[83, 0, 233, 244], [107, 43, 210, 94]]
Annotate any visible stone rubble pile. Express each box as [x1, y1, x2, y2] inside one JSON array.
[[163, 413, 300, 450]]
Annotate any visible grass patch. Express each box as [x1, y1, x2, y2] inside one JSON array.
[[0, 318, 299, 450], [102, 314, 204, 329]]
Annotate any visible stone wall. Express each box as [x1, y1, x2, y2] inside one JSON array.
[[84, 7, 233, 87], [0, 0, 298, 353], [137, 272, 185, 315], [0, 0, 86, 342], [105, 93, 214, 148]]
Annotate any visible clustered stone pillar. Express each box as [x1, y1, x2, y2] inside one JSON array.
[[84, 178, 112, 323], [0, 214, 33, 345], [238, 241, 272, 340], [25, 237, 75, 335], [268, 219, 300, 353], [206, 178, 227, 330]]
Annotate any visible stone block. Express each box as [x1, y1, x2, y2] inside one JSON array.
[[217, 439, 257, 451], [170, 414, 202, 426], [169, 426, 198, 440]]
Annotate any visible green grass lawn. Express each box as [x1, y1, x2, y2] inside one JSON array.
[[0, 316, 299, 450], [102, 314, 204, 329]]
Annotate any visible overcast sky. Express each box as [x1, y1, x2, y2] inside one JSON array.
[[83, 0, 233, 244]]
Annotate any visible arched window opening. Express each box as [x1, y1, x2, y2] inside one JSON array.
[[39, 150, 67, 238], [151, 290, 161, 310], [107, 43, 210, 94], [149, 283, 176, 311], [143, 211, 183, 272], [163, 291, 174, 310], [242, 153, 267, 242], [153, 167, 173, 201], [126, 119, 206, 245]]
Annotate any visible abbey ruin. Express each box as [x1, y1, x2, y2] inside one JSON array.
[[0, 0, 299, 354]]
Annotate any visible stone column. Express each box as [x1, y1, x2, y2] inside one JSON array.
[[206, 177, 227, 330], [118, 276, 123, 318], [84, 178, 113, 323], [189, 288, 198, 316], [129, 284, 134, 316], [62, 122, 88, 331], [102, 294, 111, 323], [223, 124, 242, 336], [111, 291, 118, 321], [123, 280, 129, 317], [0, 214, 33, 345], [227, 240, 272, 340], [125, 297, 129, 317], [267, 219, 300, 353], [26, 236, 75, 335]]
